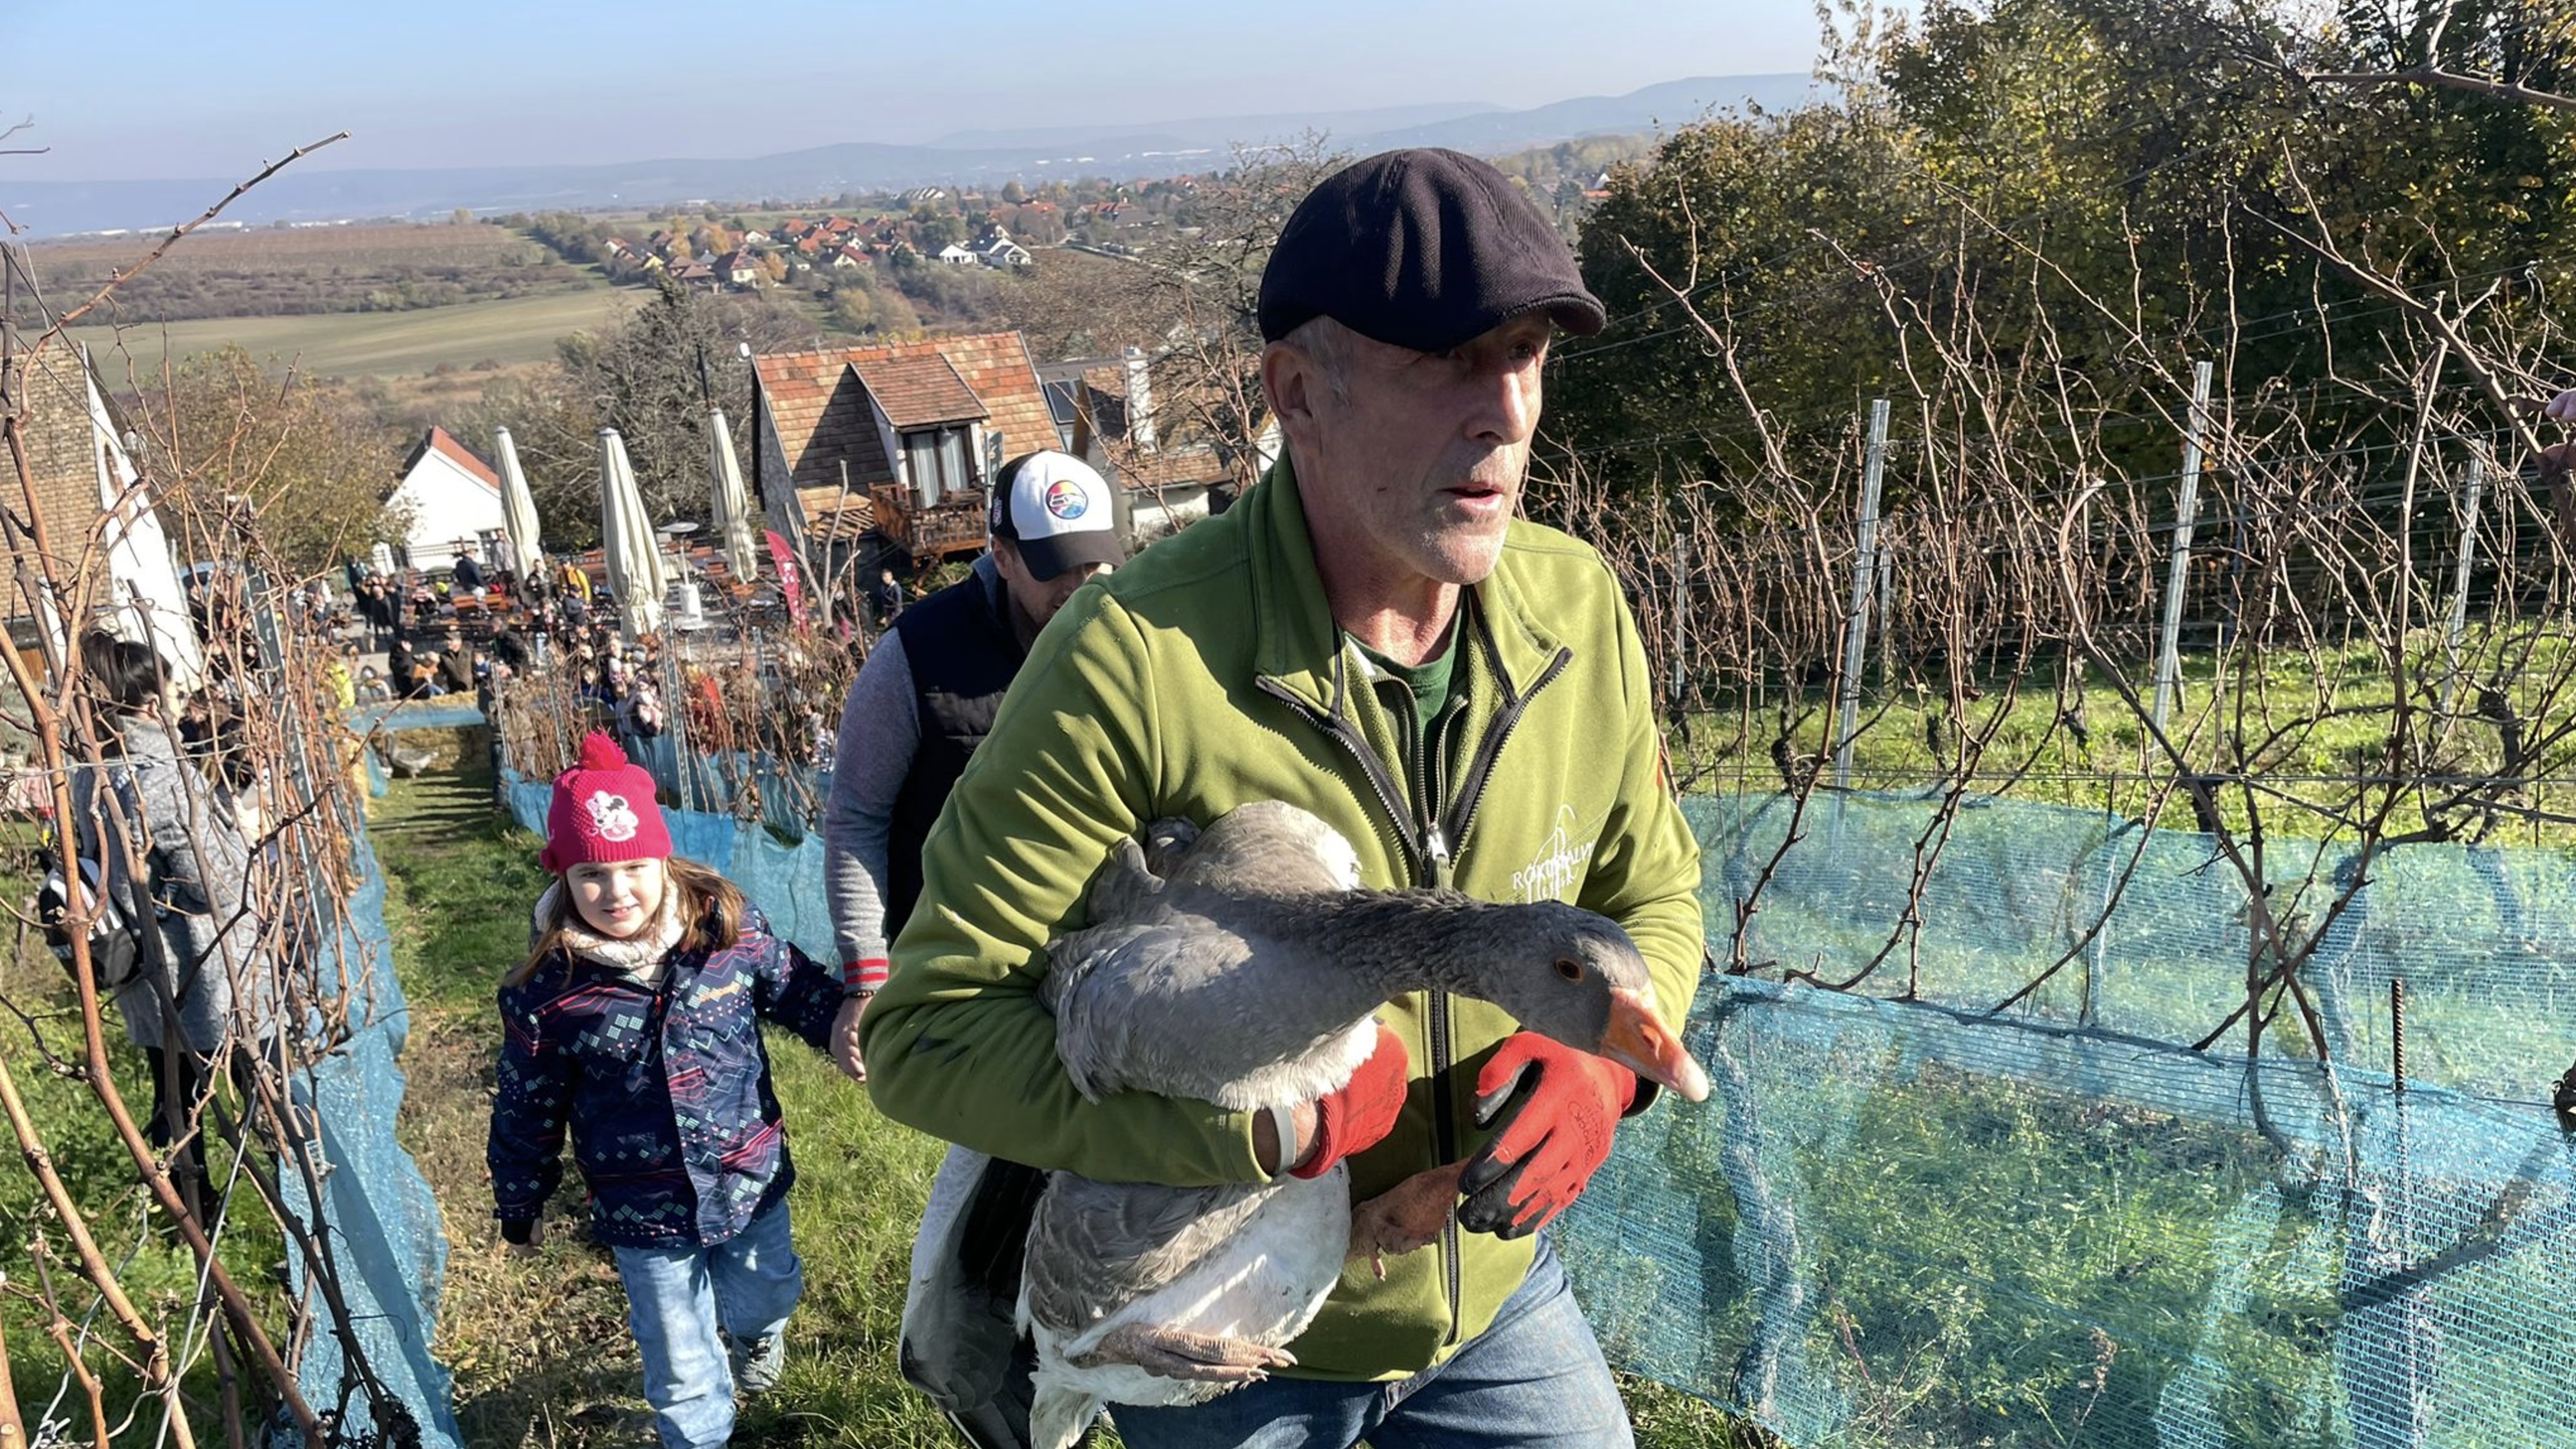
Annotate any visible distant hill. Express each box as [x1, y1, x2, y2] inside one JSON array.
[[923, 100, 1505, 154], [1354, 75, 1815, 152], [1, 75, 1821, 238]]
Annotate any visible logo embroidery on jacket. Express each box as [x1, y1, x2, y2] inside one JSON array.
[[1511, 805, 1596, 903]]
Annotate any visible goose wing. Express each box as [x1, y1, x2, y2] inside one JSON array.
[[1044, 912, 1258, 1103], [1082, 835, 1166, 926], [1163, 802, 1360, 899], [1019, 1173, 1275, 1342]]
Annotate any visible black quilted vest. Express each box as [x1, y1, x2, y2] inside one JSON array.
[[885, 569, 1023, 935]]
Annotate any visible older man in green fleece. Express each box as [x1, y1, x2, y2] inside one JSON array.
[[863, 146, 1705, 1449]]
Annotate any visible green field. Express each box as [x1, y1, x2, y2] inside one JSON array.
[[62, 284, 642, 381]]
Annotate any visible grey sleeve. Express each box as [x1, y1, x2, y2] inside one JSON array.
[[133, 743, 265, 1051], [823, 629, 921, 975]]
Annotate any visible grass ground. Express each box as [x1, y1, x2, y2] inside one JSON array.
[[65, 285, 642, 381], [382, 752, 1763, 1446]]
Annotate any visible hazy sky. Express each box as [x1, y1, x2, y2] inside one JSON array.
[[3, 0, 1823, 180]]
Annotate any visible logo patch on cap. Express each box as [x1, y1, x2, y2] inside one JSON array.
[[1044, 477, 1090, 520]]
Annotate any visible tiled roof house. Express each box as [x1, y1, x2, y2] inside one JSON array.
[[0, 336, 201, 676], [750, 331, 1056, 559], [1062, 349, 1234, 537], [387, 425, 506, 567]]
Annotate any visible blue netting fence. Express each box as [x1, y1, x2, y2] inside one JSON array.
[[1561, 790, 2576, 1449], [496, 739, 2576, 1447], [274, 837, 463, 1448]]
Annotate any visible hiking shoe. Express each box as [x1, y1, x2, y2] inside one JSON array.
[[730, 1333, 785, 1397]]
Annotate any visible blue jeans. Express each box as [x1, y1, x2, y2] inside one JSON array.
[[1110, 1238, 1633, 1449], [611, 1198, 803, 1449]]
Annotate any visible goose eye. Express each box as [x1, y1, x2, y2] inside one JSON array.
[[1554, 956, 1584, 982]]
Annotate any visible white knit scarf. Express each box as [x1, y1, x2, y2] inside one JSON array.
[[537, 878, 686, 989]]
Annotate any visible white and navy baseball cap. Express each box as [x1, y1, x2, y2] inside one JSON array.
[[989, 451, 1126, 581]]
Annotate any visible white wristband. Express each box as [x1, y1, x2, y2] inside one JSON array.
[[1267, 1102, 1301, 1177]]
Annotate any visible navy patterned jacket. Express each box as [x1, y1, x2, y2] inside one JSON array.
[[487, 905, 843, 1247]]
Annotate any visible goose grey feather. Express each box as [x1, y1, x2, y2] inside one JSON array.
[[1017, 1174, 1277, 1341]]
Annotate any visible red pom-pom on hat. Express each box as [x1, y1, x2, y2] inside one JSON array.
[[540, 730, 673, 874], [578, 732, 630, 771]]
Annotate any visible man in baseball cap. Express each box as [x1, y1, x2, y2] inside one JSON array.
[[824, 446, 1124, 1034], [986, 449, 1127, 606], [867, 150, 1702, 1449], [820, 451, 1125, 1445]]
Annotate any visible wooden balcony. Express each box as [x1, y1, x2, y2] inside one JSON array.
[[870, 484, 989, 562]]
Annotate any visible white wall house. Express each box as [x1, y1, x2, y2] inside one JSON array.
[[387, 426, 507, 571]]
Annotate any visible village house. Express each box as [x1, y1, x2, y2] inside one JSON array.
[[976, 233, 1034, 268], [749, 332, 1058, 580], [1047, 346, 1239, 539], [934, 242, 980, 266], [719, 250, 763, 287], [386, 426, 507, 572], [0, 339, 201, 684], [830, 242, 870, 270]]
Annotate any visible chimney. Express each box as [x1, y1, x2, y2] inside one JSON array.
[[1124, 346, 1156, 455]]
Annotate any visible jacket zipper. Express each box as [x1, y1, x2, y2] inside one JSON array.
[[1419, 703, 1464, 1346], [1253, 672, 1423, 874], [1424, 642, 1570, 1344], [1255, 637, 1576, 1350]]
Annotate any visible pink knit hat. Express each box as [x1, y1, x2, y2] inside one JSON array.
[[540, 732, 673, 874]]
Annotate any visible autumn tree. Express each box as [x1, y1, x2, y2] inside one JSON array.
[[459, 275, 815, 541], [132, 344, 408, 572], [1003, 134, 1349, 486], [1551, 0, 2576, 514]]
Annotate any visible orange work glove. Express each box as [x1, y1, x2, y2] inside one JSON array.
[[1291, 1022, 1409, 1179], [1455, 1032, 1636, 1238]]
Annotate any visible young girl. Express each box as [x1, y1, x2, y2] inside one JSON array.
[[487, 732, 852, 1449]]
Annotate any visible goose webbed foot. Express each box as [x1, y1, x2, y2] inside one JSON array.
[[1070, 1324, 1297, 1383], [1349, 1162, 1468, 1280]]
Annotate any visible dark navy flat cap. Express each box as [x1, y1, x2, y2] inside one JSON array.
[[1258, 148, 1607, 353]]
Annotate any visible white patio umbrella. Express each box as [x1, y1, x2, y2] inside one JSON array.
[[596, 428, 667, 641], [493, 425, 545, 580], [706, 408, 760, 583], [82, 346, 204, 692]]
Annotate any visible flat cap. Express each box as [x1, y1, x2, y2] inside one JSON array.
[[1258, 148, 1606, 353]]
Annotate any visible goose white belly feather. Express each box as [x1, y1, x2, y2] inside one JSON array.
[[1020, 1166, 1352, 1412]]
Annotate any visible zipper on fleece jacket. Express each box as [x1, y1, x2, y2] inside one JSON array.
[[1255, 633, 1575, 1349]]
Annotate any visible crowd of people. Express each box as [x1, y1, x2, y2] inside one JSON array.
[[65, 147, 1703, 1449]]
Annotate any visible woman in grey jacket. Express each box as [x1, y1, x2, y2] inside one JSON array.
[[69, 631, 274, 1207]]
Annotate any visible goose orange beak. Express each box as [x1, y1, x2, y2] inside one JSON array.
[[1601, 987, 1710, 1103]]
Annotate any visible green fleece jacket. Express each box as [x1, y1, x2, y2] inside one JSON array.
[[862, 456, 1704, 1380]]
